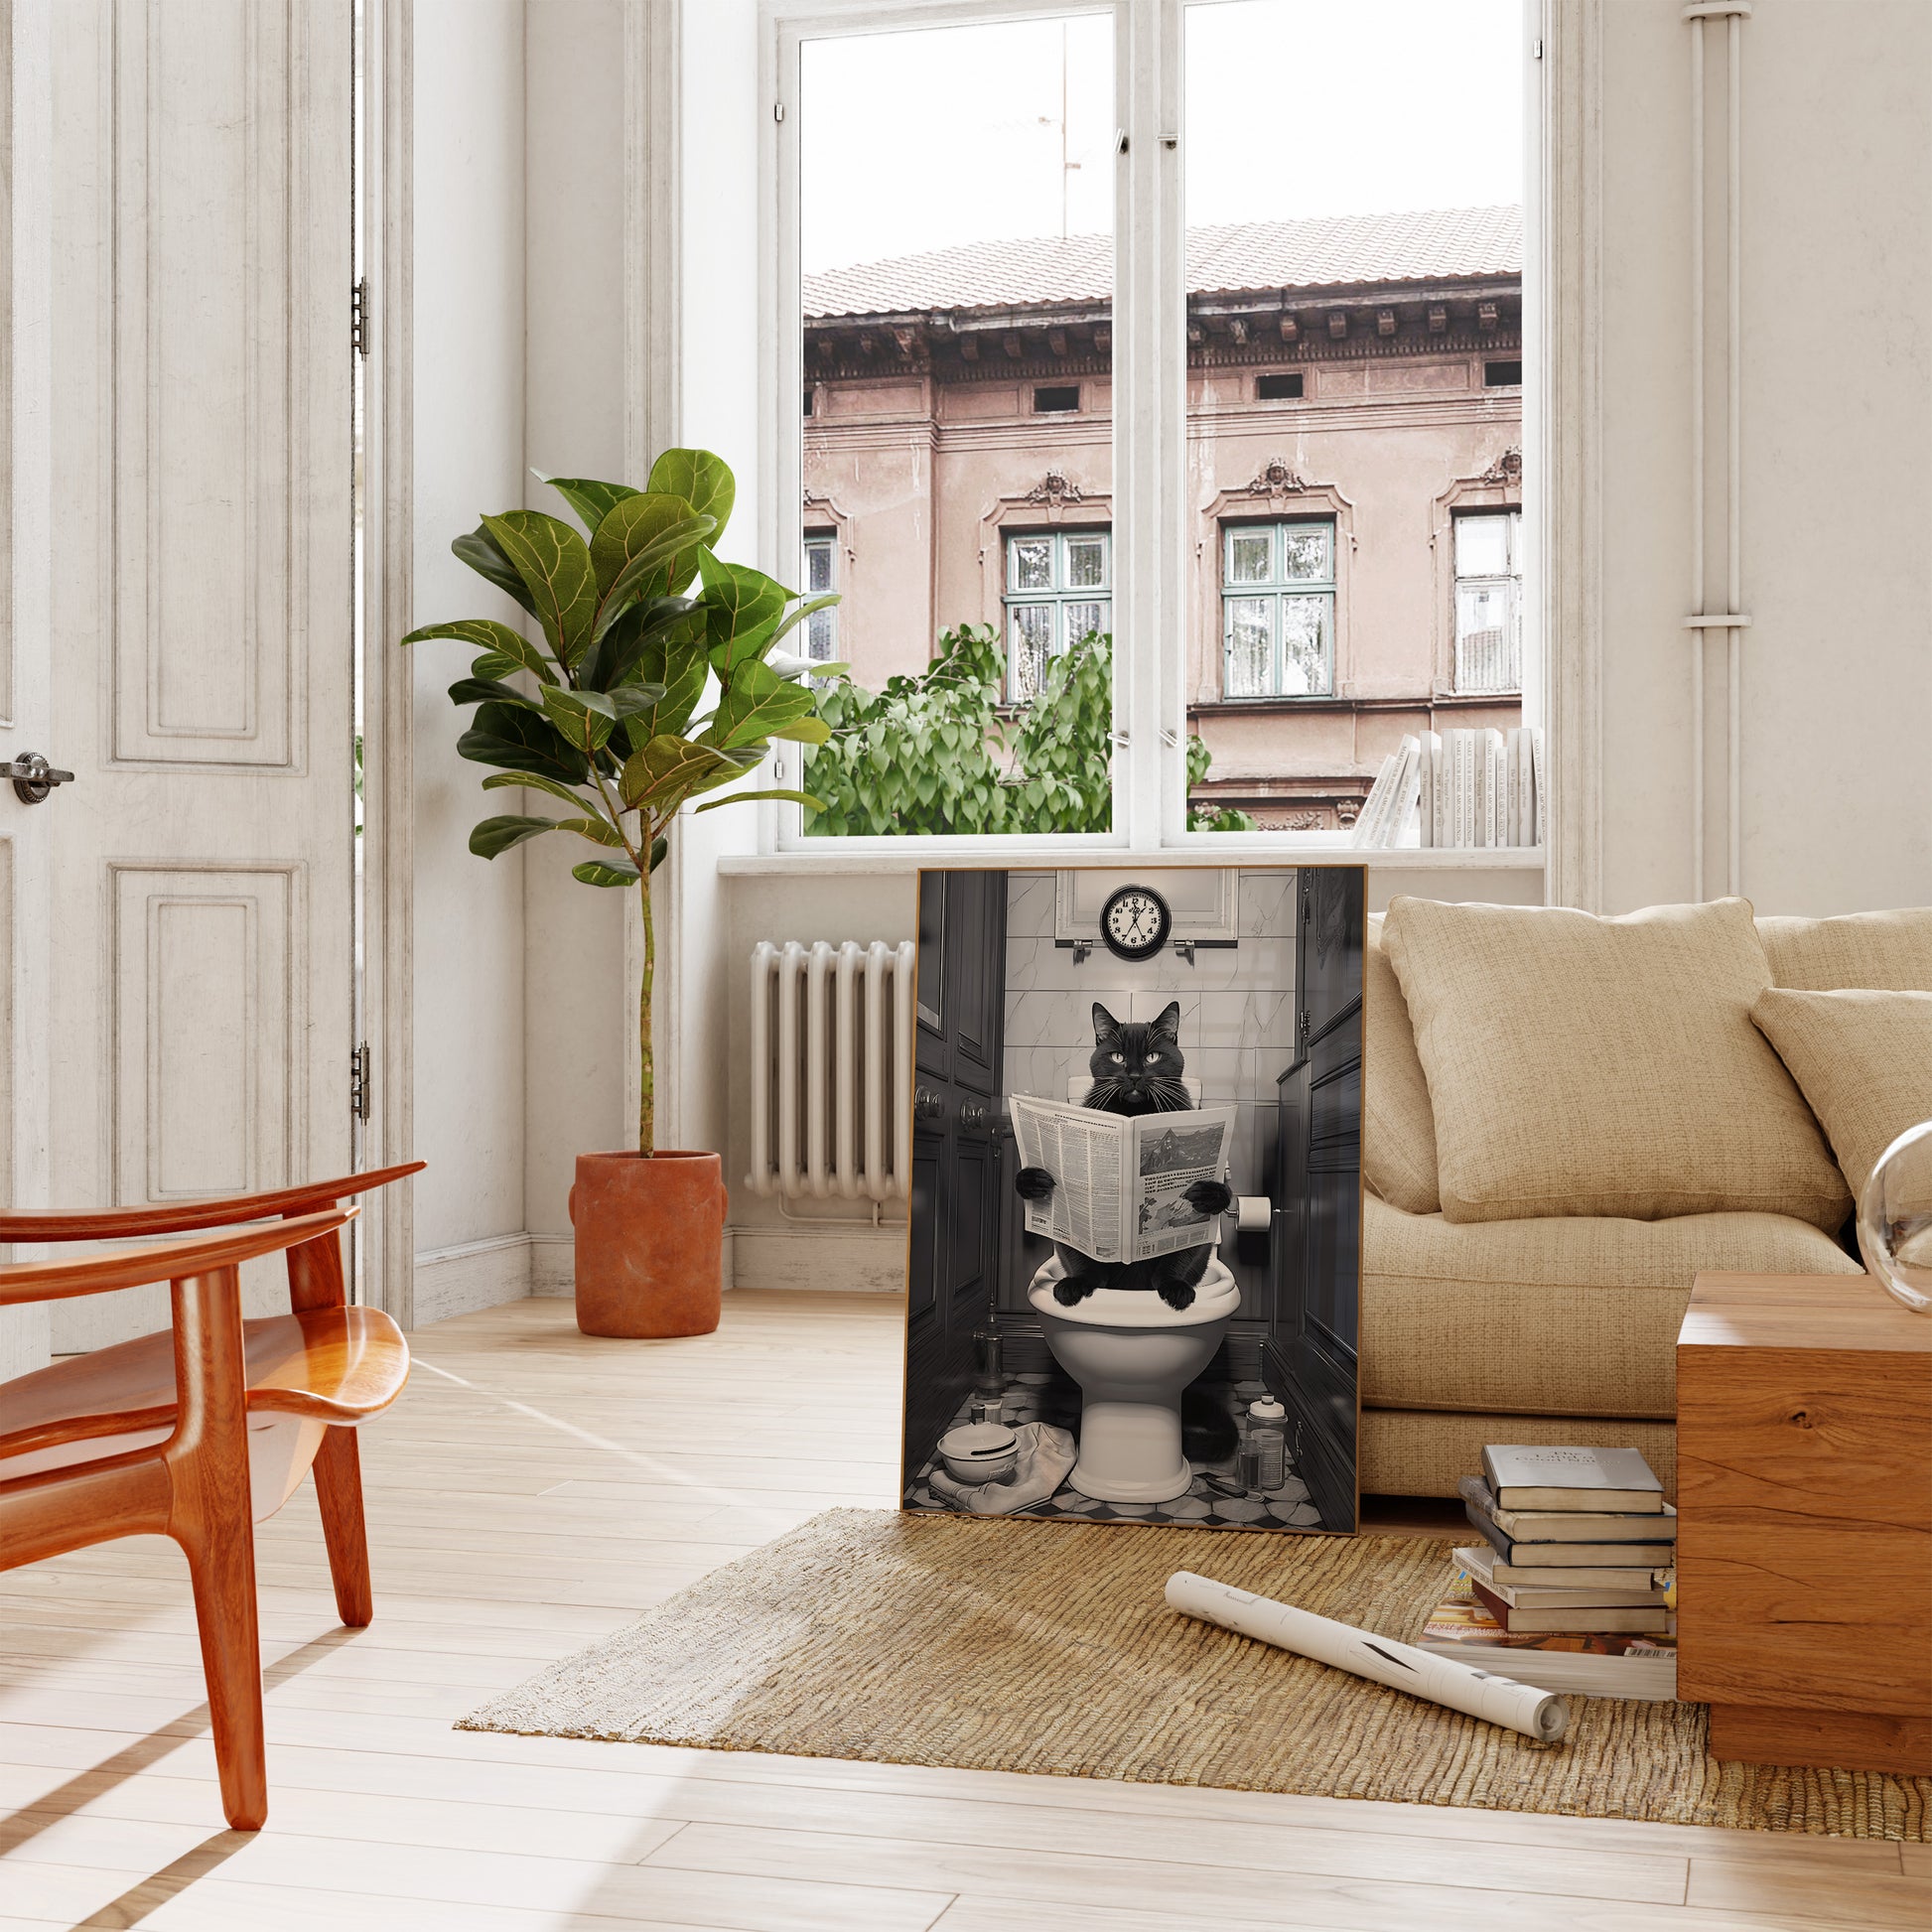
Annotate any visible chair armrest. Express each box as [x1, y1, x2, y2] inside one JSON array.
[[0, 1208, 355, 1306], [0, 1162, 422, 1244]]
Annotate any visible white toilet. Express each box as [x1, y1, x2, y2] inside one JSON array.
[[1027, 1253, 1240, 1504]]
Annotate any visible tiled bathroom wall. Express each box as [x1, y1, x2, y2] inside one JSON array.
[[1001, 869, 1299, 1200]]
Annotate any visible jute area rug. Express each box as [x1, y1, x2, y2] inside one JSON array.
[[459, 1508, 1930, 1839]]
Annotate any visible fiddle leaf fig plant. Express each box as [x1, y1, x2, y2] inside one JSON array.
[[403, 449, 834, 1154]]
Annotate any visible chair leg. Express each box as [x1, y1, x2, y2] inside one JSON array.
[[181, 1514, 269, 1831], [313, 1425, 373, 1627]]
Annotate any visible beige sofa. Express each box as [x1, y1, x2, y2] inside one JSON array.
[[1360, 905, 1932, 1499]]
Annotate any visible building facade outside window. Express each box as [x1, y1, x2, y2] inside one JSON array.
[[1221, 518, 1336, 699], [1005, 528, 1111, 701], [1451, 509, 1521, 694], [801, 531, 839, 663]]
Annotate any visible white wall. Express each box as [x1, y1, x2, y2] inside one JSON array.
[[410, 1, 530, 1298], [1591, 0, 1932, 915]]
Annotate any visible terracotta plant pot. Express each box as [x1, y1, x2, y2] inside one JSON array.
[[569, 1151, 726, 1338]]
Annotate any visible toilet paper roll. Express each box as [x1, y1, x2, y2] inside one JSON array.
[[1234, 1195, 1271, 1233]]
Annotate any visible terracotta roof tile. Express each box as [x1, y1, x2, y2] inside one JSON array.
[[803, 206, 1521, 321]]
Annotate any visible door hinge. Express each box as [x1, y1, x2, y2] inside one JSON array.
[[350, 1042, 372, 1122], [351, 277, 371, 358], [773, 100, 785, 123], [1299, 1007, 1311, 1044]]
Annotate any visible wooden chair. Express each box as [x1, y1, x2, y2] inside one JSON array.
[[0, 1163, 422, 1830]]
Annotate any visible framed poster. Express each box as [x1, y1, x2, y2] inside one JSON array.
[[902, 865, 1365, 1534]]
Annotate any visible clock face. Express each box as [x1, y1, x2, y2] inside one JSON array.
[[1101, 884, 1172, 960]]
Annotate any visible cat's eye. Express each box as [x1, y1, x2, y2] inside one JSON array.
[[1110, 1051, 1125, 1063], [1146, 1051, 1162, 1062]]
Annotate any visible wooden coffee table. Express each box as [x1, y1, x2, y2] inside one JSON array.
[[1677, 1272, 1932, 1774]]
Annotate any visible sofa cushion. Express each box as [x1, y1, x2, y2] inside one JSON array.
[[1360, 1190, 1862, 1419], [1750, 988, 1932, 1199], [1758, 908, 1932, 991], [1363, 914, 1441, 1215], [1381, 895, 1851, 1230]]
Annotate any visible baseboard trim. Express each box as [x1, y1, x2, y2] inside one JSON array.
[[529, 1232, 576, 1299], [729, 1221, 906, 1293], [411, 1232, 533, 1328]]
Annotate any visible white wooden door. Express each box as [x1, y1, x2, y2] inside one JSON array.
[[36, 1, 356, 1352]]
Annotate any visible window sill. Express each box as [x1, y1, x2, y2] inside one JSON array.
[[719, 845, 1547, 877]]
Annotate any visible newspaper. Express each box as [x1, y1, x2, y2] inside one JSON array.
[[1009, 1094, 1236, 1265]]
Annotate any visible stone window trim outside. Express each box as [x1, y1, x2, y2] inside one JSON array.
[[977, 479, 1114, 701], [1192, 475, 1355, 710], [1001, 525, 1114, 703], [1429, 451, 1523, 697]]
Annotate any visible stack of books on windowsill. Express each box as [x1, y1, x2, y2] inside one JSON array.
[[1416, 1444, 1677, 1701]]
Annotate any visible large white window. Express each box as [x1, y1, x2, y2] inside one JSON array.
[[1006, 529, 1112, 701], [768, 0, 1535, 850], [1451, 509, 1521, 694], [1221, 520, 1335, 699]]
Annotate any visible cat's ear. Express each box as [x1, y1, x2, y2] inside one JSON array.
[[1151, 1000, 1181, 1040], [1091, 1002, 1122, 1044]]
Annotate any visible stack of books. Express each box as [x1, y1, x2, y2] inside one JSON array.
[[1417, 1444, 1677, 1701], [1355, 724, 1545, 850]]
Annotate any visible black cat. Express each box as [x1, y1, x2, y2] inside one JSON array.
[[1016, 1000, 1233, 1311]]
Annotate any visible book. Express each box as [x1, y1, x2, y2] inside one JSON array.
[[1470, 1580, 1674, 1635], [1483, 729, 1506, 847], [1457, 1475, 1677, 1544], [1352, 751, 1400, 849], [1417, 730, 1442, 847], [1387, 736, 1423, 847], [1454, 1543, 1672, 1592], [1474, 1573, 1672, 1610], [1528, 725, 1545, 845], [1449, 729, 1475, 848], [1008, 1095, 1235, 1267], [1463, 1506, 1675, 1568], [1480, 1444, 1667, 1513], [1420, 1586, 1678, 1701]]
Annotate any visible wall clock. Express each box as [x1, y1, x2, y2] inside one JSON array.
[[1100, 883, 1173, 961]]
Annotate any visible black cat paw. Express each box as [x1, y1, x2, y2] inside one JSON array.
[[1183, 1179, 1233, 1215], [1053, 1276, 1099, 1307], [1158, 1281, 1197, 1311], [1015, 1166, 1055, 1201]]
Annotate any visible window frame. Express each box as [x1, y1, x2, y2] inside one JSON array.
[[801, 528, 840, 664], [1004, 527, 1114, 702], [758, 0, 1549, 863], [1449, 507, 1523, 696]]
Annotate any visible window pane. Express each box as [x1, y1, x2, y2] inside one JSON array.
[[1279, 595, 1331, 696], [806, 607, 838, 661], [799, 12, 1115, 836], [1183, 0, 1524, 831], [1009, 537, 1052, 592], [804, 538, 834, 594], [1226, 530, 1272, 585], [1454, 513, 1510, 579], [1454, 581, 1518, 692], [1063, 535, 1107, 589], [1225, 598, 1273, 697], [1280, 523, 1332, 584], [1009, 603, 1056, 702]]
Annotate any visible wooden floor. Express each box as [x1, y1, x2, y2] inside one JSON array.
[[2, 1292, 1926, 1932]]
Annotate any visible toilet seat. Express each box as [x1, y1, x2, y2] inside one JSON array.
[[1026, 1254, 1239, 1327]]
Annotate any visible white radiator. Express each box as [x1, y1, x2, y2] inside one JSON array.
[[747, 940, 916, 1201]]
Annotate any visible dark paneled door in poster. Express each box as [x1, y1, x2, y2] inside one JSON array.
[[905, 870, 1009, 1481], [1275, 867, 1363, 1531]]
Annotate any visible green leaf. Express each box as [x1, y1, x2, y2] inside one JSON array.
[[469, 814, 560, 859], [601, 607, 712, 741], [573, 856, 642, 889], [481, 511, 599, 666], [589, 492, 712, 601], [556, 815, 627, 848], [537, 474, 639, 536], [771, 714, 831, 746], [538, 684, 618, 755], [699, 555, 792, 670], [645, 449, 736, 553], [400, 616, 557, 685], [457, 701, 591, 786], [693, 786, 825, 814], [703, 658, 815, 749], [451, 527, 538, 619], [447, 676, 538, 711], [593, 516, 716, 644], [724, 593, 839, 676], [619, 734, 747, 814], [480, 769, 600, 813], [648, 835, 669, 873]]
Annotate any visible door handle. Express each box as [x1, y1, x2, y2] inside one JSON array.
[[958, 1100, 989, 1134], [3, 752, 75, 804], [913, 1084, 944, 1126]]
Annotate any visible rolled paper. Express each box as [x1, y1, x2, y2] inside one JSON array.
[[1165, 1570, 1569, 1743], [1235, 1194, 1271, 1233]]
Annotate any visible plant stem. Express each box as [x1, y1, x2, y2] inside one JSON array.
[[637, 847, 655, 1156]]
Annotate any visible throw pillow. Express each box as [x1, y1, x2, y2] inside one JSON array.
[[1362, 914, 1442, 1215], [1758, 908, 1932, 991], [1381, 895, 1851, 1230], [1749, 988, 1932, 1199]]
